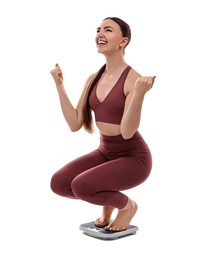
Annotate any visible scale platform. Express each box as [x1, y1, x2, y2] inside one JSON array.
[[79, 221, 138, 240]]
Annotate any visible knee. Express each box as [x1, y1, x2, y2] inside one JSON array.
[[50, 171, 78, 198], [71, 176, 94, 200], [50, 172, 71, 197], [50, 173, 62, 195]]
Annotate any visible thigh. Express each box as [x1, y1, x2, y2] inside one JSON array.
[[74, 156, 151, 192], [51, 149, 107, 191]]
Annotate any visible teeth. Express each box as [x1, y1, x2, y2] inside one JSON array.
[[98, 40, 107, 45]]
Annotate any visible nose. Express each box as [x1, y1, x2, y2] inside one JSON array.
[[96, 32, 105, 43], [97, 32, 104, 39], [97, 28, 106, 37]]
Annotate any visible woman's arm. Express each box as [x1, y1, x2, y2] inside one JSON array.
[[120, 73, 155, 139], [50, 64, 94, 132]]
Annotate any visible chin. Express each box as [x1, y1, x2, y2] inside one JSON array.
[[97, 47, 104, 52]]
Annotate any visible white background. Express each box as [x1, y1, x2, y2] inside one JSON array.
[[0, 0, 213, 259]]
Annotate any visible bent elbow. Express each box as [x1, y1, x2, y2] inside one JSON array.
[[121, 130, 134, 140], [122, 134, 134, 140], [120, 124, 138, 139], [70, 127, 78, 132], [69, 123, 82, 132]]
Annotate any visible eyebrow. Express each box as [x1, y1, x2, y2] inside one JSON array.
[[97, 26, 114, 30]]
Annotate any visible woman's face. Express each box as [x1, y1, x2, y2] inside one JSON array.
[[95, 19, 127, 54]]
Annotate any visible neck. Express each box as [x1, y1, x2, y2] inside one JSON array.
[[103, 53, 128, 74]]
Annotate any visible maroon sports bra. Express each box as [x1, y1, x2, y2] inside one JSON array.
[[89, 66, 132, 124]]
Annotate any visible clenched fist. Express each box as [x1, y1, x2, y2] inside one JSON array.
[[134, 76, 156, 95], [50, 64, 64, 86]]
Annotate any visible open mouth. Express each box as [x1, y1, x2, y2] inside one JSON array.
[[97, 39, 108, 46]]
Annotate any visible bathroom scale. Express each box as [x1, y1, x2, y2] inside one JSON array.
[[79, 221, 138, 240]]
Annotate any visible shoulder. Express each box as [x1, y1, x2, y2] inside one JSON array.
[[84, 64, 105, 89], [86, 72, 96, 84], [82, 72, 97, 91], [124, 67, 142, 94], [128, 67, 142, 81]]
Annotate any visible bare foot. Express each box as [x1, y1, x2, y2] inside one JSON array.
[[95, 206, 115, 227], [104, 198, 138, 231]]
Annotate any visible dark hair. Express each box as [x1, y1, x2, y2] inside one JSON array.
[[104, 17, 131, 48], [82, 17, 131, 133], [82, 64, 106, 133]]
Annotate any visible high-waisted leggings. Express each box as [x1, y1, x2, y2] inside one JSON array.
[[50, 131, 152, 209]]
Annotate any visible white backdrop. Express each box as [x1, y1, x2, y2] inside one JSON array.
[[1, 0, 213, 259]]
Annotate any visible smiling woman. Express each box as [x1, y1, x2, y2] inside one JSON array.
[[50, 16, 155, 232], [96, 17, 131, 55]]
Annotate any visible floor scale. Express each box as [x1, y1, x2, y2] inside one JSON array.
[[79, 221, 138, 240]]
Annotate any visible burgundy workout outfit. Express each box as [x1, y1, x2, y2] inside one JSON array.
[[51, 66, 152, 209]]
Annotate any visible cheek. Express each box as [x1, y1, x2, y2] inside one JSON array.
[[109, 36, 122, 46]]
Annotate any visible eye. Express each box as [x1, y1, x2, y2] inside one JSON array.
[[106, 29, 112, 32]]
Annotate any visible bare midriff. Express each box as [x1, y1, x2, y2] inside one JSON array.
[[96, 121, 121, 136]]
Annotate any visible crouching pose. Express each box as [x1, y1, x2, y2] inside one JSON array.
[[50, 17, 155, 231]]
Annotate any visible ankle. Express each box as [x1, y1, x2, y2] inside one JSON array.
[[120, 198, 132, 212]]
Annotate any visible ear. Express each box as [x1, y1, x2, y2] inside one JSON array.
[[120, 37, 129, 48]]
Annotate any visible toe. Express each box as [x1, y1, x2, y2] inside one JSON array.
[[95, 218, 109, 227]]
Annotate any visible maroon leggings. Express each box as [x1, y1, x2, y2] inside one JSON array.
[[50, 131, 152, 209]]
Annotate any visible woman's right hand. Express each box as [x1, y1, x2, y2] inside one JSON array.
[[50, 63, 64, 86]]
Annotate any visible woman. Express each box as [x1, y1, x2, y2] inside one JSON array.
[[50, 17, 155, 232]]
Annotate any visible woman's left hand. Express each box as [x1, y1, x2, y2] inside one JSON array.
[[134, 76, 156, 95]]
